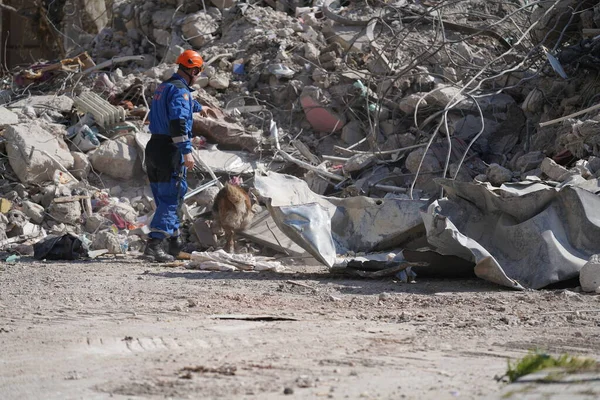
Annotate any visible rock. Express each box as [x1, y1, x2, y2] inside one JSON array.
[[341, 121, 364, 145], [474, 174, 488, 182], [383, 133, 415, 151], [4, 123, 74, 184], [522, 88, 544, 113], [208, 74, 230, 89], [515, 151, 545, 172], [152, 28, 171, 46], [588, 156, 600, 174], [540, 157, 570, 181], [399, 93, 427, 114], [406, 147, 441, 194], [304, 43, 320, 61], [426, 85, 466, 107], [48, 201, 82, 225], [453, 115, 500, 142], [70, 151, 91, 180], [110, 186, 123, 197], [406, 147, 441, 173], [182, 12, 218, 48], [22, 201, 45, 224], [486, 163, 512, 186], [0, 107, 18, 127], [91, 231, 124, 254], [152, 8, 182, 30], [344, 154, 374, 172], [580, 254, 600, 292], [10, 95, 73, 113], [85, 214, 112, 234], [89, 140, 139, 180]]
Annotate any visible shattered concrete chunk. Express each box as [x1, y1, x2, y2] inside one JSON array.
[[341, 121, 365, 146], [344, 154, 374, 172], [70, 152, 91, 180], [152, 8, 183, 30], [182, 12, 218, 47], [91, 231, 124, 254], [303, 43, 320, 62], [48, 201, 82, 225], [208, 74, 230, 89], [515, 151, 545, 172], [486, 163, 512, 186], [9, 95, 73, 113], [22, 201, 45, 225], [85, 214, 112, 234], [453, 115, 500, 142], [426, 85, 466, 107], [406, 147, 442, 194], [5, 123, 74, 184], [399, 93, 428, 114], [0, 107, 18, 127], [540, 157, 570, 182], [580, 254, 600, 293], [89, 140, 140, 180]]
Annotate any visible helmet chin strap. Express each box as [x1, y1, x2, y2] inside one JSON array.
[[179, 67, 195, 85]]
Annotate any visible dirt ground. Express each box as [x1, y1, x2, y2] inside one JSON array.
[[1, 257, 599, 400]]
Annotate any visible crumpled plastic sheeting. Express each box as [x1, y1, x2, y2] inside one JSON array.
[[422, 179, 600, 289], [254, 171, 428, 267], [187, 249, 286, 272]]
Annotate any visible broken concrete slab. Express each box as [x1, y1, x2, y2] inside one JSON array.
[[89, 139, 140, 180], [486, 163, 513, 186], [91, 231, 124, 254], [48, 201, 82, 225], [323, 24, 370, 53], [70, 151, 91, 180], [4, 123, 74, 184], [9, 95, 74, 113], [192, 113, 261, 152], [22, 201, 45, 225], [0, 107, 19, 127], [540, 157, 570, 181]]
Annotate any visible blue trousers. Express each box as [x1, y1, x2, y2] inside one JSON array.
[[145, 135, 188, 240]]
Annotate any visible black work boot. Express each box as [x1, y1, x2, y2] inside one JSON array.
[[168, 236, 182, 258], [144, 238, 175, 262]]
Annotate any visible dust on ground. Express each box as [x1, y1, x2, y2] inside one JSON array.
[[1, 258, 599, 399]]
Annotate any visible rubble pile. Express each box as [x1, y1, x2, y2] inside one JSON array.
[[2, 0, 600, 289]]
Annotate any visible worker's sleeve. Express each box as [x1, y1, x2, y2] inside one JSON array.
[[192, 100, 202, 113], [167, 88, 193, 155]]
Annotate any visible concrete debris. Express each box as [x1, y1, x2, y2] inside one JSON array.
[[89, 139, 140, 180], [0, 107, 19, 127], [580, 254, 600, 293], [4, 123, 74, 184], [0, 0, 598, 288], [486, 164, 513, 187]]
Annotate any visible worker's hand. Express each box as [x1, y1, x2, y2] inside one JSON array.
[[183, 153, 195, 170]]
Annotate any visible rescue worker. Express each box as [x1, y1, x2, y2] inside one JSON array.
[[143, 50, 204, 262]]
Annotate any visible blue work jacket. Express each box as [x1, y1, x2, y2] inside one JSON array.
[[148, 73, 202, 155]]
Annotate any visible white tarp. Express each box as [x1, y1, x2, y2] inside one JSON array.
[[254, 171, 428, 267], [422, 179, 600, 289]]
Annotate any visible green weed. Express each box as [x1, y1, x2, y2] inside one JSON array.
[[505, 350, 598, 383]]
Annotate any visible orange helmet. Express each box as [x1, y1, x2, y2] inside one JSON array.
[[176, 50, 204, 69]]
